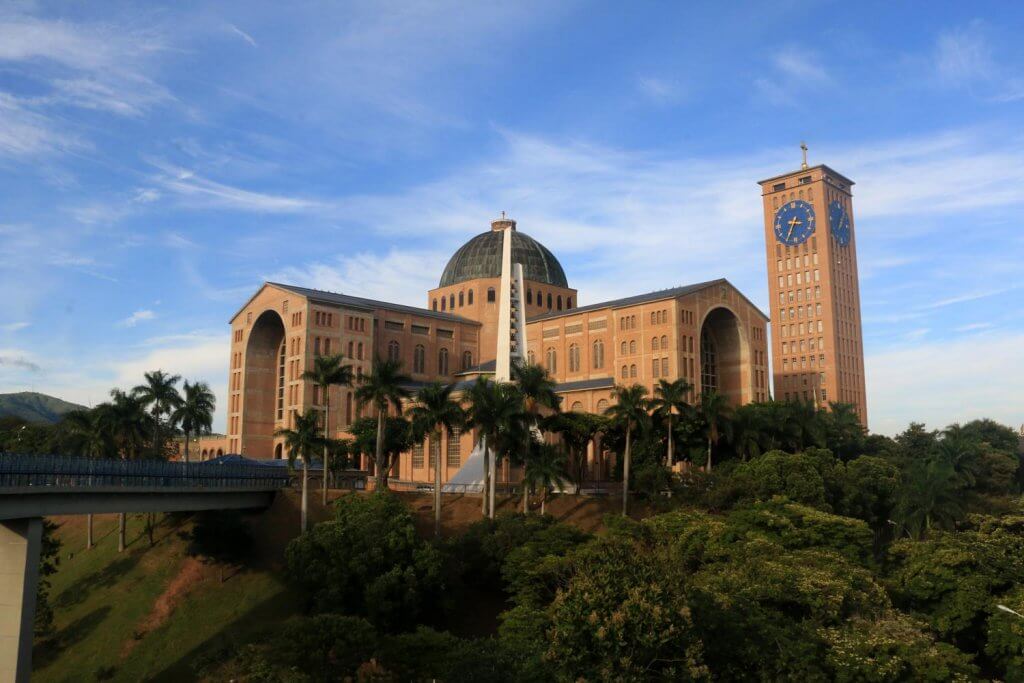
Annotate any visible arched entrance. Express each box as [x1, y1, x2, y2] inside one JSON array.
[[242, 310, 286, 459], [699, 307, 748, 406], [274, 443, 283, 460]]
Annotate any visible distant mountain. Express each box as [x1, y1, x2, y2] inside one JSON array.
[[0, 392, 88, 424]]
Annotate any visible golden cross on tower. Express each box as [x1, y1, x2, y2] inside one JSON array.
[[800, 141, 809, 170]]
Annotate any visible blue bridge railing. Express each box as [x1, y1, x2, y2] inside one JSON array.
[[0, 454, 290, 491]]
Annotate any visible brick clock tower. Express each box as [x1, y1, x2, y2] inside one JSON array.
[[758, 146, 868, 425]]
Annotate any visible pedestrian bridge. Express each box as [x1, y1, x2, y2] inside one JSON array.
[[0, 454, 288, 683]]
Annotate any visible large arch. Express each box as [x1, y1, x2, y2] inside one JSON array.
[[698, 306, 749, 406], [242, 309, 286, 459]]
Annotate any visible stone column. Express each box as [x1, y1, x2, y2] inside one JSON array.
[[0, 517, 42, 683]]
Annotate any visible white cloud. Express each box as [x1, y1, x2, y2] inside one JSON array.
[[866, 331, 1024, 435], [1, 322, 29, 332], [0, 94, 85, 157], [773, 46, 830, 83], [227, 23, 258, 48], [954, 322, 993, 333], [118, 309, 156, 328], [636, 76, 682, 103], [933, 21, 1024, 102], [151, 161, 323, 213]]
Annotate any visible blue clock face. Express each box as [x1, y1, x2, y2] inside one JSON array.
[[829, 200, 851, 247], [773, 200, 815, 246]]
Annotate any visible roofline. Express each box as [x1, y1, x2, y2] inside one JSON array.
[[757, 164, 855, 187], [527, 278, 768, 323]]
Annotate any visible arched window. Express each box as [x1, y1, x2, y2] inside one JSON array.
[[357, 342, 364, 360], [651, 337, 658, 351], [651, 312, 657, 325], [547, 293, 552, 309], [661, 335, 668, 350], [569, 343, 580, 372], [621, 365, 628, 379], [630, 364, 637, 378], [468, 290, 474, 305], [345, 392, 353, 425], [449, 294, 455, 309], [620, 341, 627, 355], [462, 350, 473, 370], [413, 344, 425, 373], [528, 350, 535, 364], [570, 401, 583, 412], [593, 339, 604, 368], [701, 327, 717, 394], [546, 347, 557, 373], [557, 295, 562, 310], [441, 297, 446, 311], [432, 299, 437, 311], [388, 340, 400, 362], [458, 291, 464, 307], [596, 399, 609, 413], [348, 340, 354, 358], [487, 288, 496, 302], [631, 315, 637, 328], [629, 340, 636, 354], [438, 348, 449, 375], [567, 297, 572, 308], [527, 289, 533, 305]]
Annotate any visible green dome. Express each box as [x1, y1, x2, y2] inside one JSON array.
[[439, 225, 568, 288]]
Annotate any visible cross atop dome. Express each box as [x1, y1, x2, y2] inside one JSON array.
[[491, 212, 516, 231]]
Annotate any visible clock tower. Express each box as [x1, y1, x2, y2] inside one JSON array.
[[758, 147, 868, 426]]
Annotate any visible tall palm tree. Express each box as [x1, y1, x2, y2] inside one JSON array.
[[698, 391, 732, 473], [895, 457, 965, 539], [524, 443, 569, 516], [275, 409, 324, 533], [132, 370, 183, 459], [104, 389, 153, 552], [937, 423, 982, 488], [63, 408, 113, 549], [730, 405, 764, 462], [604, 384, 650, 515], [408, 382, 466, 536], [302, 353, 354, 504], [355, 358, 411, 491], [650, 378, 693, 467], [512, 362, 561, 512], [788, 399, 824, 451], [465, 378, 527, 518], [171, 381, 216, 463]]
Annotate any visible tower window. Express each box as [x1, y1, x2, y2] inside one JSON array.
[[773, 183, 786, 192], [438, 347, 449, 375], [527, 289, 532, 305], [799, 176, 811, 184], [458, 291, 464, 307], [468, 290, 474, 305], [487, 288, 496, 302]]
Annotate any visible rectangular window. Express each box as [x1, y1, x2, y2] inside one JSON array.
[[412, 441, 424, 469], [447, 427, 462, 467]]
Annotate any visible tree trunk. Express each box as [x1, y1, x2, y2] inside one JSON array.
[[184, 431, 190, 463], [488, 449, 496, 519], [323, 393, 330, 506], [118, 512, 126, 552], [86, 514, 93, 550], [434, 427, 442, 537], [522, 439, 530, 514], [622, 425, 631, 516], [666, 417, 673, 468], [301, 458, 309, 533], [375, 409, 387, 490], [707, 436, 713, 472], [541, 487, 547, 516]]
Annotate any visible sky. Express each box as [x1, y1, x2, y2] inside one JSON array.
[[0, 0, 1022, 436]]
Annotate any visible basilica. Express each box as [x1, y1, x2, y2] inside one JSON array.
[[224, 212, 770, 485]]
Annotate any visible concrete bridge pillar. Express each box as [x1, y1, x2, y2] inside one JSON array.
[[0, 518, 41, 683]]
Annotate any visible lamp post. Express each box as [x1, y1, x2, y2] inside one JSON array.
[[997, 604, 1024, 619]]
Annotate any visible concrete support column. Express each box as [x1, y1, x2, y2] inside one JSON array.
[[0, 517, 42, 683]]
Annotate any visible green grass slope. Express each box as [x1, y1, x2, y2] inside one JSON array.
[[0, 391, 86, 424]]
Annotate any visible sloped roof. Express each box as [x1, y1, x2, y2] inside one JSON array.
[[261, 282, 480, 325]]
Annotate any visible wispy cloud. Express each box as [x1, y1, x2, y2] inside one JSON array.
[[118, 309, 156, 327], [0, 352, 40, 372], [922, 287, 1015, 310], [933, 20, 1024, 102], [152, 161, 322, 213], [774, 46, 831, 83], [955, 322, 994, 333], [1, 322, 29, 332], [636, 76, 682, 104], [227, 23, 258, 48]]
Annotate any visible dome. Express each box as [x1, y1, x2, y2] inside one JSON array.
[[439, 219, 569, 288]]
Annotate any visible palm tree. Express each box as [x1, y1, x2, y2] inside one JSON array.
[[698, 391, 732, 472], [275, 409, 324, 533], [302, 353, 354, 504], [355, 358, 411, 491], [788, 399, 824, 451], [895, 457, 965, 539], [730, 405, 765, 462], [512, 362, 561, 512], [132, 370, 183, 459], [171, 381, 216, 463], [650, 378, 693, 468], [103, 389, 153, 552], [937, 424, 982, 488], [63, 408, 113, 549], [465, 378, 527, 518], [604, 384, 650, 515], [542, 412, 605, 498], [408, 382, 466, 536], [524, 443, 569, 515]]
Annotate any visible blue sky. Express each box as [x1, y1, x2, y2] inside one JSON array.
[[1, 1, 1022, 435]]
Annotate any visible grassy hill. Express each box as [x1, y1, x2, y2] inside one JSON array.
[[33, 490, 640, 682], [0, 392, 86, 424]]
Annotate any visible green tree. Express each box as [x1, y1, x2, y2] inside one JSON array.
[[355, 358, 411, 491], [604, 384, 650, 515], [697, 390, 732, 472], [170, 380, 215, 463], [271, 614, 377, 680], [838, 455, 901, 546], [541, 411, 605, 496], [894, 457, 966, 539], [103, 389, 153, 551], [408, 381, 466, 536], [34, 520, 61, 638], [349, 415, 413, 486], [523, 443, 569, 515], [730, 403, 765, 462], [63, 408, 114, 550], [465, 378, 526, 518], [650, 378, 693, 467], [132, 369, 183, 459], [822, 401, 866, 461], [275, 408, 324, 533], [512, 362, 561, 512], [301, 352, 354, 504]]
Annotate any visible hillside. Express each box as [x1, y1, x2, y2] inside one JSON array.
[[34, 490, 638, 682], [0, 392, 86, 424]]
